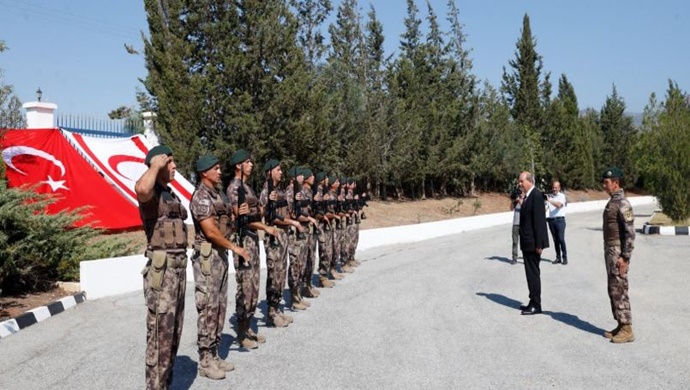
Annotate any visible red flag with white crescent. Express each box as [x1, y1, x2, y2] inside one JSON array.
[[1, 129, 141, 230]]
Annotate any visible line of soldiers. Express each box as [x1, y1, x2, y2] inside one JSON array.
[[136, 146, 368, 389]]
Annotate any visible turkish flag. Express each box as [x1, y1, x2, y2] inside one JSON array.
[[1, 129, 141, 230]]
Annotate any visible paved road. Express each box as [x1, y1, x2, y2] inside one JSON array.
[[1, 204, 689, 389]]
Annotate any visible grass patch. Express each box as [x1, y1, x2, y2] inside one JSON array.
[[648, 212, 690, 226]]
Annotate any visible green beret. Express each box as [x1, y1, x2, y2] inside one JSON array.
[[230, 149, 251, 165], [315, 172, 327, 183], [339, 176, 346, 184], [145, 145, 173, 166], [602, 167, 623, 179], [288, 166, 301, 178], [302, 168, 313, 178], [264, 158, 280, 173], [348, 178, 356, 184], [328, 175, 338, 184], [195, 154, 219, 172]]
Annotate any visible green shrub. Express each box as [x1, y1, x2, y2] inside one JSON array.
[[0, 181, 133, 295]]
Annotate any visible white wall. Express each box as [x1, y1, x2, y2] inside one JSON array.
[[22, 101, 57, 129], [80, 196, 656, 300]]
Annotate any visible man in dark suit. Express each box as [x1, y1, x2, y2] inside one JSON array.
[[517, 171, 550, 315]]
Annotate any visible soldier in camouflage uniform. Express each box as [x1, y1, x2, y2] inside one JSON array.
[[226, 149, 279, 349], [601, 167, 636, 343], [346, 179, 362, 267], [190, 155, 250, 380], [135, 145, 188, 390], [298, 168, 322, 300], [336, 176, 354, 274], [259, 159, 304, 327], [314, 173, 336, 288], [326, 176, 346, 280], [286, 167, 310, 310]]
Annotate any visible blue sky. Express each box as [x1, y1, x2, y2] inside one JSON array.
[[1, 0, 688, 119]]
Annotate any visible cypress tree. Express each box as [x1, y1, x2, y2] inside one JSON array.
[[501, 14, 549, 178], [599, 85, 638, 186]]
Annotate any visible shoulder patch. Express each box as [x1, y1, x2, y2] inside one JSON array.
[[619, 202, 634, 222]]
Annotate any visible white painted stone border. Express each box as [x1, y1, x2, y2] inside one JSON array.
[[0, 292, 86, 339], [79, 196, 656, 300]]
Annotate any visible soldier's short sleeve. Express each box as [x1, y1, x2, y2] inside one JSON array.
[[190, 189, 213, 222]]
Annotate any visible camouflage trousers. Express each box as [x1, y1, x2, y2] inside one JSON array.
[[288, 229, 307, 290], [318, 223, 334, 276], [264, 229, 288, 309], [353, 222, 360, 259], [345, 222, 359, 261], [143, 252, 187, 390], [333, 221, 346, 266], [233, 233, 260, 323], [192, 247, 229, 355], [303, 230, 317, 286], [605, 244, 632, 325]]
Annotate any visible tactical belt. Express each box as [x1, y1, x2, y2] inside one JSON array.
[[145, 251, 188, 269], [192, 244, 226, 255], [605, 239, 621, 247]]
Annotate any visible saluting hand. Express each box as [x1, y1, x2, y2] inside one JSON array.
[[150, 154, 170, 170]]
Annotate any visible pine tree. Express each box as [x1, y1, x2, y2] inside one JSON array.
[[599, 85, 638, 186], [636, 81, 690, 221], [501, 14, 545, 132], [358, 5, 387, 195], [501, 14, 549, 177], [324, 0, 367, 175], [290, 0, 337, 172], [439, 0, 479, 195], [141, 0, 201, 176]]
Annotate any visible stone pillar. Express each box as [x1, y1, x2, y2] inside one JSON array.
[[23, 101, 58, 129], [141, 111, 159, 145]]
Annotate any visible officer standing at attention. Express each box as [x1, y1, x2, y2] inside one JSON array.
[[601, 167, 636, 343], [135, 145, 188, 390], [190, 155, 250, 380], [259, 158, 303, 327], [226, 149, 279, 349], [546, 181, 568, 264]]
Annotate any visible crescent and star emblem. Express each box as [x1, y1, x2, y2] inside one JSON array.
[[1, 145, 69, 192], [108, 155, 145, 181]]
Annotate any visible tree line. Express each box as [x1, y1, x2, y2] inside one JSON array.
[[3, 1, 690, 218]]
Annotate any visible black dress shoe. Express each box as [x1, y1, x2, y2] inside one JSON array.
[[562, 259, 568, 265], [553, 258, 562, 264], [521, 305, 542, 315], [519, 304, 528, 310]]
